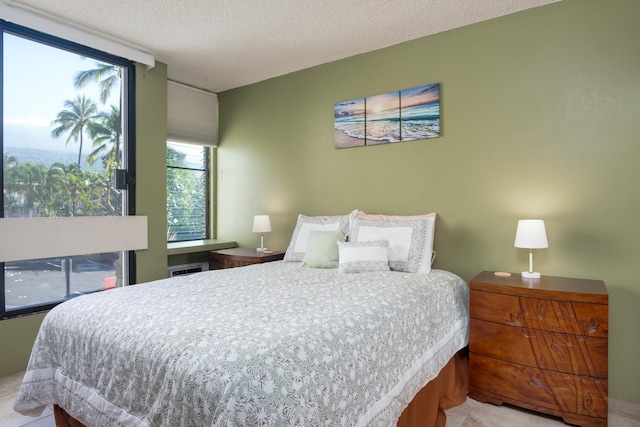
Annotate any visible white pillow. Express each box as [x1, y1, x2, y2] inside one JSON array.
[[337, 240, 390, 274], [349, 211, 436, 273], [284, 211, 355, 262]]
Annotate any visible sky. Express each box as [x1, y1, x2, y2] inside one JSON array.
[[3, 32, 119, 152]]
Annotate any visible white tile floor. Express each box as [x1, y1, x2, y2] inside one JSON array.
[[445, 396, 640, 427], [2, 370, 639, 426]]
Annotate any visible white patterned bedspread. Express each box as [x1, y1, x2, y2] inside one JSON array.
[[14, 262, 469, 427]]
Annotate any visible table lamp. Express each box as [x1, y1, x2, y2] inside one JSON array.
[[514, 219, 548, 279], [253, 215, 271, 252]]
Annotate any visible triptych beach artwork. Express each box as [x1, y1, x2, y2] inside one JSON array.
[[334, 83, 440, 149]]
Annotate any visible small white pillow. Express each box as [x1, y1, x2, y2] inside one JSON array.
[[349, 211, 436, 273], [337, 240, 390, 274], [284, 211, 355, 262]]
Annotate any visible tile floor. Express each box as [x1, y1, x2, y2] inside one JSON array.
[[2, 370, 639, 426]]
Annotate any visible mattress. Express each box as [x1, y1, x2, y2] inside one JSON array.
[[14, 262, 469, 426]]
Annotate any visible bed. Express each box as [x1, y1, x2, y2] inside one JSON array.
[[13, 211, 470, 426]]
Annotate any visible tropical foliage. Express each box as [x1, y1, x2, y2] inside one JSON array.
[[4, 62, 122, 218], [167, 145, 208, 241], [3, 156, 110, 217]]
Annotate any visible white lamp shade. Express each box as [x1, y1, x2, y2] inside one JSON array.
[[514, 219, 548, 249], [252, 215, 272, 233]]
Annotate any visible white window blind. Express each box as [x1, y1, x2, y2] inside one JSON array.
[[167, 80, 218, 146], [0, 217, 148, 262]]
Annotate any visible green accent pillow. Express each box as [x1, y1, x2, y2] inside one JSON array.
[[301, 230, 346, 268]]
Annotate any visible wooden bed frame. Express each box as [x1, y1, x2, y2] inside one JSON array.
[[53, 348, 468, 427]]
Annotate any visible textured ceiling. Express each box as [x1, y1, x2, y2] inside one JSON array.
[[3, 0, 558, 93]]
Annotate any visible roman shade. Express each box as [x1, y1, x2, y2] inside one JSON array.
[[167, 80, 218, 146], [0, 216, 148, 262]]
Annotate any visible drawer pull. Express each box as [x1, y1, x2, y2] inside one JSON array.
[[527, 374, 554, 397], [507, 313, 523, 327], [556, 302, 575, 319], [585, 392, 595, 415], [535, 299, 546, 320], [579, 318, 599, 342], [507, 313, 533, 338], [550, 341, 566, 358]]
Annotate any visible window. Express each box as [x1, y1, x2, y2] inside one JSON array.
[[166, 81, 217, 243], [167, 141, 209, 241], [1, 21, 135, 318]]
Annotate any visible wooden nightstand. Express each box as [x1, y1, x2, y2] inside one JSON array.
[[469, 271, 608, 427], [209, 247, 285, 270]]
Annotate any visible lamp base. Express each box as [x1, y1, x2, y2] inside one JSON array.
[[256, 247, 267, 252], [522, 271, 541, 279]]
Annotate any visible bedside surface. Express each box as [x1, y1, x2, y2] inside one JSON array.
[[470, 270, 607, 303], [209, 247, 285, 269], [212, 247, 284, 258]]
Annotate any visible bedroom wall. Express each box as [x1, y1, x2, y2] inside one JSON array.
[[217, 0, 640, 403], [134, 62, 170, 284]]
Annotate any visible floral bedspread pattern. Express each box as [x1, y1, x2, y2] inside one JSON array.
[[14, 263, 469, 426]]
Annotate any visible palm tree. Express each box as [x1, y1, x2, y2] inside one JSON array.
[[74, 63, 120, 105], [51, 95, 100, 167], [73, 62, 125, 216], [2, 153, 19, 214], [87, 106, 121, 169], [86, 106, 123, 215]]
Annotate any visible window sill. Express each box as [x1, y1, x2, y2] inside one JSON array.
[[167, 239, 237, 256]]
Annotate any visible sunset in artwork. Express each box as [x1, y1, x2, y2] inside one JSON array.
[[334, 83, 440, 149]]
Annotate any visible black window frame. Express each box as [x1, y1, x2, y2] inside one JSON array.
[[0, 20, 137, 319], [166, 141, 210, 243]]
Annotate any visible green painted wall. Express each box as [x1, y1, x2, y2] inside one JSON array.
[[135, 62, 169, 284], [0, 313, 46, 375], [0, 62, 168, 376], [217, 0, 640, 403]]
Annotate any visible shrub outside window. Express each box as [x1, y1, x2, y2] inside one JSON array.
[[167, 141, 209, 242]]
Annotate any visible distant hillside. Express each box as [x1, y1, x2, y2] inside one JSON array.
[[4, 146, 102, 171]]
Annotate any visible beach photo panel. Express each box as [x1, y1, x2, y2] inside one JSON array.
[[400, 83, 440, 141], [334, 98, 366, 148], [334, 82, 440, 149], [365, 91, 400, 145]]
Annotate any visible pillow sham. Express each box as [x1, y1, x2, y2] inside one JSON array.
[[301, 230, 345, 268], [337, 240, 390, 274], [349, 211, 436, 273], [284, 211, 355, 262]]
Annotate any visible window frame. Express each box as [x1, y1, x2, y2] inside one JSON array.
[[0, 20, 137, 319], [166, 140, 211, 243]]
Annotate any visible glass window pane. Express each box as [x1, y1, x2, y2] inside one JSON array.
[[167, 141, 208, 242], [167, 141, 206, 170], [4, 252, 121, 309]]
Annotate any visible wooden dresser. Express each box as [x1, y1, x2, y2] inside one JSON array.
[[209, 247, 285, 270], [469, 271, 608, 426]]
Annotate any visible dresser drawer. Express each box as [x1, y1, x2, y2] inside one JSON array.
[[470, 289, 608, 338], [470, 353, 608, 420], [470, 319, 608, 378]]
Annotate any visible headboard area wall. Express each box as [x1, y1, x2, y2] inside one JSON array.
[[217, 0, 640, 403]]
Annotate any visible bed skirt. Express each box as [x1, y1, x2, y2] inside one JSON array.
[[397, 347, 469, 427], [53, 348, 469, 427]]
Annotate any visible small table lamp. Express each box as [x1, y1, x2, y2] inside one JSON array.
[[253, 215, 271, 252], [514, 219, 548, 279]]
